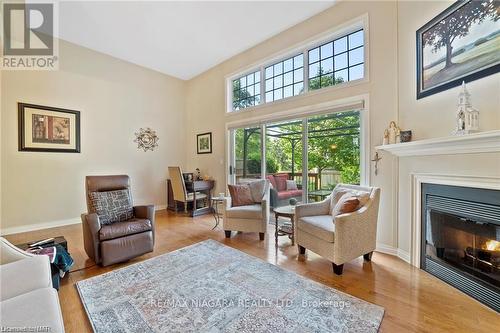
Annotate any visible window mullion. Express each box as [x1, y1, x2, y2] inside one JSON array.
[[303, 49, 309, 94]]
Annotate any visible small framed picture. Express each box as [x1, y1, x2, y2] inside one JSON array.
[[197, 132, 212, 154], [18, 103, 81, 153]]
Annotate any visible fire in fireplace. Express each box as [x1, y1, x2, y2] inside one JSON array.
[[421, 183, 500, 312]]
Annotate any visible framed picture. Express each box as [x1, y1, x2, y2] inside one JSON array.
[[197, 132, 212, 154], [416, 0, 500, 99], [18, 103, 81, 153]]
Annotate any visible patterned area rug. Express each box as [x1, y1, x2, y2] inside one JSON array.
[[77, 240, 384, 332]]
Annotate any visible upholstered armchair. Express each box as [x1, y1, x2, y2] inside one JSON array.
[[296, 184, 380, 275], [222, 180, 270, 241], [81, 175, 155, 266]]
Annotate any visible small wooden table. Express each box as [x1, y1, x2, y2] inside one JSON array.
[[274, 205, 296, 246]]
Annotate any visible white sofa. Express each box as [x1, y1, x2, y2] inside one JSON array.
[[0, 237, 65, 332], [295, 184, 381, 275]]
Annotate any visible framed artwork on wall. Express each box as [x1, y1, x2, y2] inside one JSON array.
[[18, 103, 81, 153], [416, 0, 500, 99], [197, 132, 212, 154]]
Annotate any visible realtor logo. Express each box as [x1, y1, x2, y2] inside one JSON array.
[[1, 2, 58, 70]]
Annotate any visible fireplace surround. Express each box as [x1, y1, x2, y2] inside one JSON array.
[[421, 183, 500, 312]]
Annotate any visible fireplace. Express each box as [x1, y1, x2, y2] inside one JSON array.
[[421, 183, 500, 312]]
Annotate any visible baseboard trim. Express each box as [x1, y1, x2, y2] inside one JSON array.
[[0, 205, 167, 236], [0, 218, 82, 236], [376, 243, 411, 263], [375, 243, 398, 256], [397, 249, 411, 264]]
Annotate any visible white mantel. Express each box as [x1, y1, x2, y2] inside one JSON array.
[[375, 130, 500, 157]]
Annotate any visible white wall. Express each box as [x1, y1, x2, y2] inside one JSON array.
[[395, 1, 500, 258], [185, 0, 400, 250], [1, 40, 186, 233]]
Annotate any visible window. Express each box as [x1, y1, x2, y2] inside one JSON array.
[[228, 24, 366, 112], [232, 71, 261, 110], [265, 54, 304, 102], [308, 30, 364, 90]]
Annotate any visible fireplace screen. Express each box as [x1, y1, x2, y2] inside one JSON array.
[[425, 209, 500, 289]]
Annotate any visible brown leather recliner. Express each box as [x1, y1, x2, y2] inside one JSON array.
[[81, 175, 155, 266]]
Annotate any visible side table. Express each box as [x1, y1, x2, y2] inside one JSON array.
[[211, 197, 225, 230], [273, 205, 296, 246]]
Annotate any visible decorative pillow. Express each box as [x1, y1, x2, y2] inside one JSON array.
[[357, 193, 370, 209], [332, 193, 360, 216], [248, 179, 266, 203], [266, 175, 277, 189], [286, 180, 298, 191], [89, 189, 133, 225], [274, 174, 288, 192], [329, 188, 349, 215], [228, 184, 254, 207]]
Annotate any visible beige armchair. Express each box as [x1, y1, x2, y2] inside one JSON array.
[[295, 184, 380, 275], [223, 180, 270, 241]]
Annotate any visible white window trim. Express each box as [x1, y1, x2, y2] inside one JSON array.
[[225, 94, 371, 187], [226, 13, 369, 114]]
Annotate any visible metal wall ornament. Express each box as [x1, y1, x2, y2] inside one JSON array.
[[134, 127, 159, 152]]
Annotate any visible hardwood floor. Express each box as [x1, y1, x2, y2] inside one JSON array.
[[4, 210, 499, 332]]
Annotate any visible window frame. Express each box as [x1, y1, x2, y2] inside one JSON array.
[[226, 16, 368, 114]]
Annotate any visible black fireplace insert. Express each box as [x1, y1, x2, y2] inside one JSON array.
[[421, 183, 500, 312]]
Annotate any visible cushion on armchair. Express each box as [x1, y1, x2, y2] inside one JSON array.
[[89, 189, 133, 225], [248, 179, 266, 203], [330, 190, 371, 216], [228, 184, 254, 207], [274, 174, 288, 192]]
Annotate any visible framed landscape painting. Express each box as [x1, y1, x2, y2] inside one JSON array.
[[197, 132, 212, 154], [18, 103, 81, 153], [416, 0, 500, 99]]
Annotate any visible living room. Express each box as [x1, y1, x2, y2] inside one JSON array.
[[1, 0, 499, 332]]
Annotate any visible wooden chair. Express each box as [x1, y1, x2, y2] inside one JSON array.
[[168, 166, 207, 213]]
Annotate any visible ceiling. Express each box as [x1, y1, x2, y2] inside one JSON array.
[[58, 1, 335, 80]]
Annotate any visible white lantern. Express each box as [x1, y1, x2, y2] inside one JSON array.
[[453, 81, 479, 135]]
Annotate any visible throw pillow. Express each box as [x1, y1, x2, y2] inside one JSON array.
[[286, 180, 298, 191], [228, 184, 254, 207], [329, 188, 349, 215], [274, 174, 288, 192], [332, 193, 360, 216], [89, 189, 133, 225], [248, 179, 266, 203]]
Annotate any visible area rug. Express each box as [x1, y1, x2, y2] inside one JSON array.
[[76, 240, 384, 332]]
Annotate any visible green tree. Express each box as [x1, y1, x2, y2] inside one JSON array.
[[422, 1, 499, 68], [309, 67, 344, 91]]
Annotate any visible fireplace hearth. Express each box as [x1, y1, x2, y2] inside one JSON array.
[[421, 183, 500, 312]]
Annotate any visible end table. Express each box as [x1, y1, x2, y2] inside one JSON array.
[[273, 205, 296, 246]]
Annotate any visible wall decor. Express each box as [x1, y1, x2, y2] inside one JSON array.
[[18, 103, 81, 153], [453, 81, 479, 135], [416, 0, 500, 99], [197, 132, 212, 154], [134, 127, 159, 152]]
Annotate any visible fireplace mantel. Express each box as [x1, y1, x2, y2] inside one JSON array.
[[375, 130, 500, 157]]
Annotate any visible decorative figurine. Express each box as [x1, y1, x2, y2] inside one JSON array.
[[383, 121, 400, 145], [195, 168, 202, 181], [453, 81, 479, 135]]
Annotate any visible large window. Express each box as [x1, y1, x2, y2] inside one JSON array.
[[308, 30, 364, 90], [232, 71, 261, 111], [229, 109, 363, 207], [228, 25, 366, 112], [265, 54, 304, 102]]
